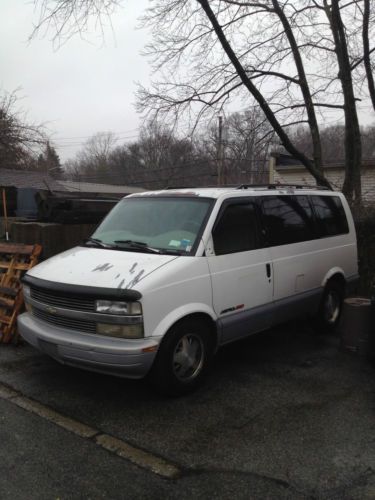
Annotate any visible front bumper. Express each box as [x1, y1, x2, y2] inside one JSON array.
[[18, 312, 160, 379]]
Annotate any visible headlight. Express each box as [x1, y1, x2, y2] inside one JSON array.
[[95, 300, 142, 315], [96, 323, 144, 339]]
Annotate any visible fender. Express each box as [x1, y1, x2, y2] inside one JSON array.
[[321, 267, 346, 288], [151, 302, 218, 339]]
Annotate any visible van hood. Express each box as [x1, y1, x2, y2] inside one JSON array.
[[27, 246, 179, 291]]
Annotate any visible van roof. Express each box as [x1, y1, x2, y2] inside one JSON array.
[[128, 184, 339, 200]]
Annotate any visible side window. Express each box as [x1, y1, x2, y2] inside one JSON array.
[[311, 195, 349, 237], [261, 195, 315, 246], [213, 201, 259, 255]]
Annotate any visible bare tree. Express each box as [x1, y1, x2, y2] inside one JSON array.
[[361, 125, 375, 158], [289, 123, 375, 164], [289, 0, 374, 201], [0, 90, 46, 169], [30, 0, 121, 47], [63, 123, 202, 188], [111, 123, 202, 189], [37, 140, 63, 176], [64, 157, 83, 180], [31, 0, 333, 188], [290, 124, 345, 163], [77, 131, 117, 179], [137, 0, 335, 188], [225, 109, 274, 183], [31, 0, 375, 201], [194, 109, 275, 184]]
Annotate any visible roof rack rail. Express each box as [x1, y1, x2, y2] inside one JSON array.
[[236, 183, 332, 191], [165, 184, 239, 189]]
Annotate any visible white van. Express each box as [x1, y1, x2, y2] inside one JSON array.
[[18, 185, 358, 395]]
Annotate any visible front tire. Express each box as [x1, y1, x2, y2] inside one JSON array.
[[150, 318, 214, 396]]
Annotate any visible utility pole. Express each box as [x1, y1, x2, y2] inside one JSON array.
[[217, 115, 224, 185]]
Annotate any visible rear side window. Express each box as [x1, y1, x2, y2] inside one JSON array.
[[311, 195, 349, 237], [213, 201, 259, 255], [261, 195, 315, 246]]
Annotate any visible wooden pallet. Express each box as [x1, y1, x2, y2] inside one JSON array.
[[0, 243, 42, 344]]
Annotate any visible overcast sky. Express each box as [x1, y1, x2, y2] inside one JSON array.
[[1, 1, 374, 166], [0, 0, 150, 161]]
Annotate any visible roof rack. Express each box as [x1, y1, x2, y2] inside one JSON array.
[[165, 184, 239, 190], [236, 183, 332, 191], [163, 183, 333, 191]]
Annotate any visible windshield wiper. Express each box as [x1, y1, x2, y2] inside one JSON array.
[[113, 240, 162, 254], [83, 237, 113, 248], [161, 249, 183, 255]]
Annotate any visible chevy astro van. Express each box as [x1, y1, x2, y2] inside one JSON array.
[[18, 185, 358, 395]]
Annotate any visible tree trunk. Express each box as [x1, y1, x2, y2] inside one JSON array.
[[328, 0, 362, 203], [363, 0, 375, 112]]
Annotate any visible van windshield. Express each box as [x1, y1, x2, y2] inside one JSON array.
[[90, 196, 213, 255]]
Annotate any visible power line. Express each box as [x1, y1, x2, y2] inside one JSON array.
[[51, 127, 140, 141], [54, 134, 141, 148]]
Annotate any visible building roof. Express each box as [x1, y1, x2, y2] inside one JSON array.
[[0, 169, 146, 195], [56, 180, 145, 195], [271, 152, 305, 167], [273, 154, 375, 171], [0, 168, 66, 191]]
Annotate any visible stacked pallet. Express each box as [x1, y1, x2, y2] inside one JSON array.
[[0, 243, 42, 343]]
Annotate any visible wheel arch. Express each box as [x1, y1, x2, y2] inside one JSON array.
[[321, 268, 347, 291], [153, 307, 219, 351]]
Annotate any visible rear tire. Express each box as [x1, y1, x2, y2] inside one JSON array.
[[316, 279, 344, 332], [149, 318, 214, 396]]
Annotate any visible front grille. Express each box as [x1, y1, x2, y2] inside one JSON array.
[[30, 286, 96, 312], [33, 308, 96, 334]]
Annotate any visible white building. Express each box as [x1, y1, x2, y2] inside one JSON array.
[[269, 153, 375, 203]]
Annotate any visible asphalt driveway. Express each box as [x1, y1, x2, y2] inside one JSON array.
[[0, 322, 374, 499]]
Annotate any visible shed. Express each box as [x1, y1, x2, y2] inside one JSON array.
[[0, 168, 65, 191], [0, 168, 66, 217], [0, 169, 146, 218]]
